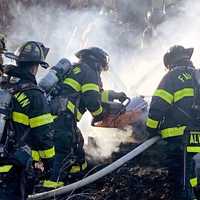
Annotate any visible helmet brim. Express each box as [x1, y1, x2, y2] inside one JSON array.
[[4, 52, 49, 68], [183, 48, 193, 60]]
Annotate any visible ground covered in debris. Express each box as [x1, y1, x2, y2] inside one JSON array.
[[58, 142, 174, 200]]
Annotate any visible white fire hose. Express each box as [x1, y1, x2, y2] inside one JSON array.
[[28, 136, 160, 200]]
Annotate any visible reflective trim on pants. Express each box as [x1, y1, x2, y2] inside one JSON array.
[[0, 165, 13, 173], [190, 177, 197, 187], [69, 160, 88, 174], [43, 180, 64, 188]]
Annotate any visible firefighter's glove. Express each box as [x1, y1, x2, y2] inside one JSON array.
[[110, 91, 128, 103], [118, 92, 128, 103], [93, 108, 107, 123]]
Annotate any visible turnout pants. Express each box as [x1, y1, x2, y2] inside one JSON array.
[[52, 113, 87, 183], [162, 128, 200, 200]]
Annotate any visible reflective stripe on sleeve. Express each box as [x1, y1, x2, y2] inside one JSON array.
[[63, 78, 81, 92], [39, 146, 55, 159], [66, 101, 83, 121], [82, 83, 100, 93], [0, 165, 13, 173], [32, 150, 40, 161], [174, 88, 194, 103], [91, 106, 103, 117], [146, 118, 159, 129], [101, 91, 109, 102], [160, 126, 186, 138], [77, 112, 83, 121], [12, 112, 29, 126], [29, 113, 53, 128], [154, 89, 173, 104]]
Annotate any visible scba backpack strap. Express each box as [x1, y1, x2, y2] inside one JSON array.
[[190, 69, 200, 124], [0, 88, 13, 158]]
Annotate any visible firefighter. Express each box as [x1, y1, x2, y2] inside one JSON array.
[[146, 45, 199, 199], [0, 41, 58, 200], [50, 47, 127, 185]]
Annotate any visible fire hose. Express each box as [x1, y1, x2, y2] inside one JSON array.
[[28, 136, 161, 200]]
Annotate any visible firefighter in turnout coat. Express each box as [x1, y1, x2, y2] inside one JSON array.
[[0, 41, 57, 199], [146, 45, 200, 199]]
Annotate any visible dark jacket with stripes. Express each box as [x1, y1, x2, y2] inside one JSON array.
[[6, 69, 55, 162], [146, 65, 196, 139], [59, 62, 106, 121]]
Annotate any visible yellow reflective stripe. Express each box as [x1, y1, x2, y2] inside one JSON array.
[[0, 165, 13, 173], [12, 112, 29, 126], [154, 89, 173, 104], [187, 147, 200, 153], [67, 101, 75, 113], [91, 106, 103, 117], [190, 177, 197, 187], [77, 111, 83, 121], [82, 83, 100, 93], [82, 160, 88, 170], [146, 118, 159, 129], [63, 78, 81, 92], [52, 115, 58, 121], [160, 126, 186, 138], [69, 161, 88, 174], [43, 180, 64, 188], [101, 90, 109, 102], [69, 166, 80, 173], [30, 113, 53, 128], [32, 150, 40, 161], [39, 146, 55, 159], [174, 88, 194, 103], [66, 101, 82, 121]]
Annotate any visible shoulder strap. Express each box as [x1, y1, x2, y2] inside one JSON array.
[[10, 82, 44, 95]]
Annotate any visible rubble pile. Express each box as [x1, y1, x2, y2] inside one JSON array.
[[61, 142, 174, 200]]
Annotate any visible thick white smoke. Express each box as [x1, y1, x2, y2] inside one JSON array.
[[129, 0, 200, 96], [5, 0, 200, 159]]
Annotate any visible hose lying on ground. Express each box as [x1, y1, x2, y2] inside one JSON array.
[[28, 136, 161, 200]]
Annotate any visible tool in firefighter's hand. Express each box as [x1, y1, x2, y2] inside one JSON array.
[[91, 96, 148, 129], [91, 97, 130, 127], [91, 97, 131, 128]]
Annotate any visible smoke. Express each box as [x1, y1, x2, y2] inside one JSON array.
[[126, 0, 200, 96], [5, 0, 200, 159]]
